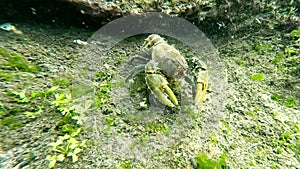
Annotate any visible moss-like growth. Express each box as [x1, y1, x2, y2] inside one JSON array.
[[1, 118, 23, 129], [271, 94, 297, 108], [0, 47, 40, 73], [119, 160, 132, 169], [290, 28, 300, 38], [70, 84, 94, 99], [147, 121, 171, 136], [105, 116, 115, 126], [0, 72, 16, 81], [250, 73, 265, 81], [0, 102, 7, 118], [255, 44, 273, 54], [52, 77, 72, 88], [194, 152, 227, 169]]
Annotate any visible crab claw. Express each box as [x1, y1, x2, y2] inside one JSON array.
[[145, 60, 178, 107], [146, 74, 178, 107], [194, 61, 209, 105]]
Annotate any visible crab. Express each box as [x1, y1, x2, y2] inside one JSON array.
[[126, 34, 209, 107]]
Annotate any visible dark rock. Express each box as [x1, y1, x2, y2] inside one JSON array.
[[0, 0, 299, 41]]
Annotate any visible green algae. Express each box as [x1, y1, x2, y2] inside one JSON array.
[[290, 28, 300, 38], [194, 152, 227, 169], [52, 77, 72, 88], [0, 72, 16, 81], [0, 47, 40, 73], [119, 160, 133, 169], [271, 94, 297, 108], [250, 73, 265, 81], [147, 121, 171, 136], [1, 118, 23, 129]]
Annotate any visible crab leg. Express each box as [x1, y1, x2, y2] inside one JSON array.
[[195, 81, 208, 104], [125, 52, 152, 82], [125, 64, 145, 82], [127, 54, 150, 63], [146, 73, 178, 107], [194, 61, 209, 105]]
